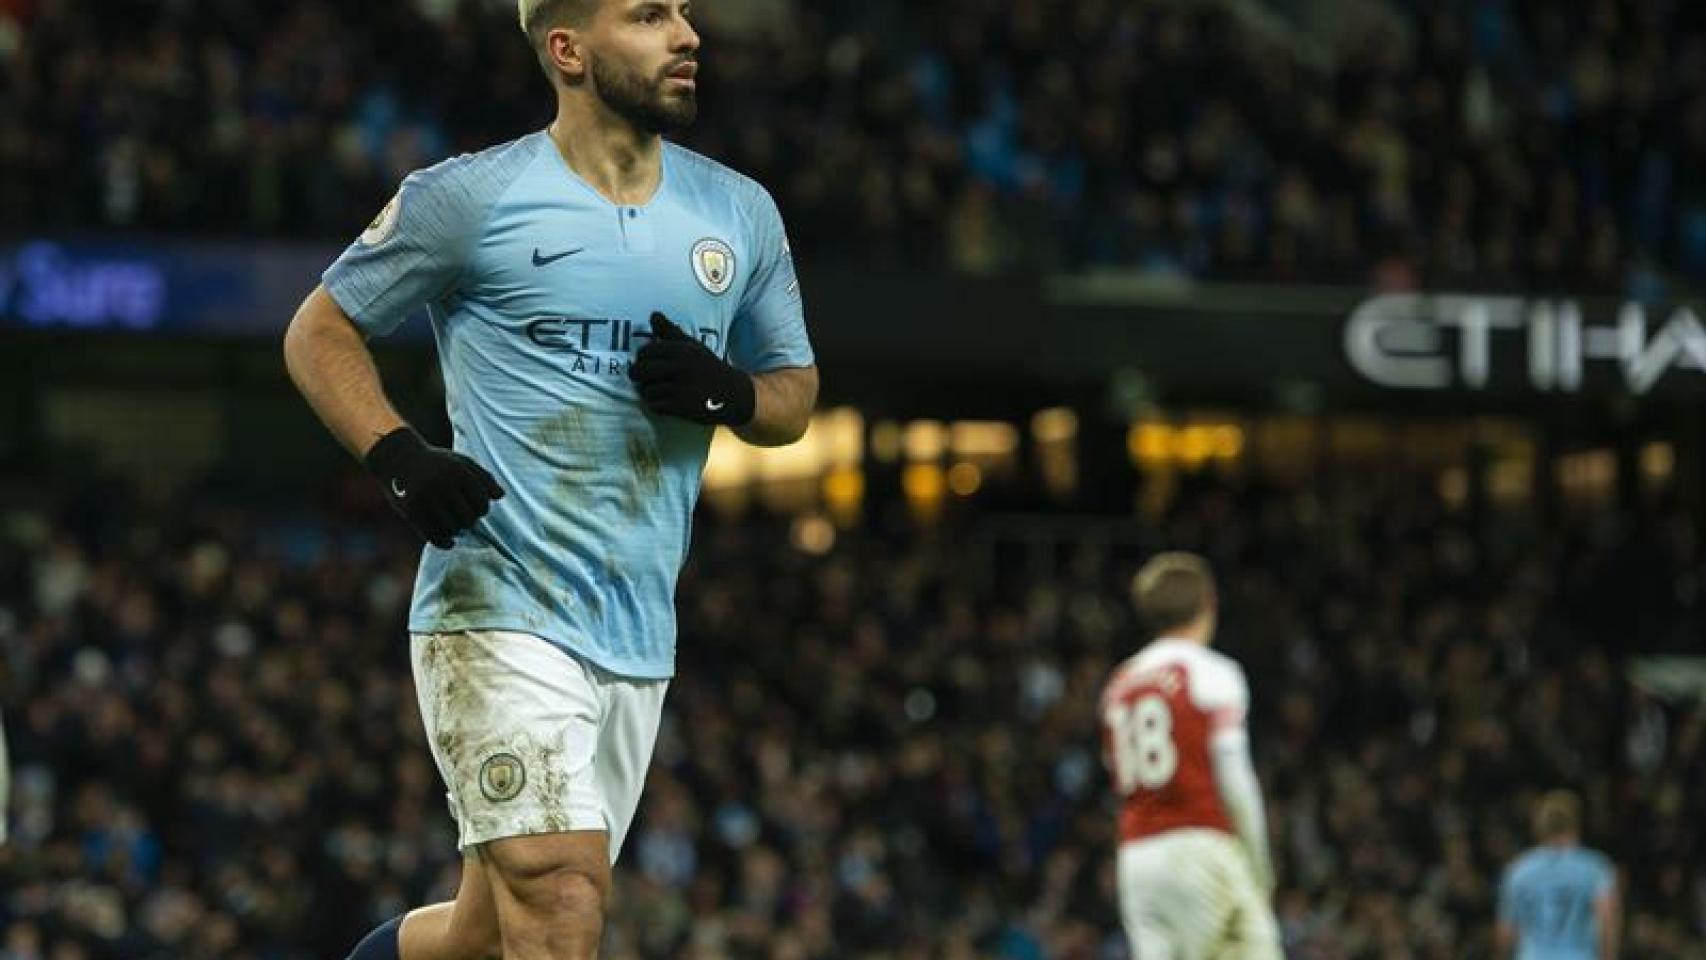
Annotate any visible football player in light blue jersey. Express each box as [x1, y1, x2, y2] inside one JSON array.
[[1497, 791, 1621, 960], [283, 1, 817, 958]]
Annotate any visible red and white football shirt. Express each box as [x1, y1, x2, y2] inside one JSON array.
[[1099, 639, 1249, 844]]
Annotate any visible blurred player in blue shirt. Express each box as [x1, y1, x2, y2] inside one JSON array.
[[1497, 790, 1620, 960], [283, 2, 818, 959]]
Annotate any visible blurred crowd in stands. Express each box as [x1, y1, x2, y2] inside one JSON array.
[[0, 468, 1701, 959], [6, 0, 1706, 291]]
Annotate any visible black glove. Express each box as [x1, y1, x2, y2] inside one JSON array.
[[630, 312, 756, 426], [364, 427, 504, 548]]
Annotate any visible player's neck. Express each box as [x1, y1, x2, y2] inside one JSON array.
[[1161, 623, 1213, 647], [548, 105, 663, 207], [1164, 632, 1211, 646]]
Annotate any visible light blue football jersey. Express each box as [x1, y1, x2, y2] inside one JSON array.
[[323, 130, 813, 679], [1498, 845, 1616, 960]]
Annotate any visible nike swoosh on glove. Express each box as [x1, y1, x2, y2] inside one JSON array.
[[629, 311, 756, 427], [365, 427, 504, 548]]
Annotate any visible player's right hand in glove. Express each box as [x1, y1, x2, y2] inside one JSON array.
[[364, 426, 504, 548]]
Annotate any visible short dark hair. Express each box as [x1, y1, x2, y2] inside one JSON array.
[[1533, 790, 1582, 840], [520, 0, 599, 77], [1132, 552, 1216, 635]]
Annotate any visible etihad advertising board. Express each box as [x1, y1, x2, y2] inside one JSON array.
[[3, 240, 1703, 401], [1345, 294, 1706, 395]]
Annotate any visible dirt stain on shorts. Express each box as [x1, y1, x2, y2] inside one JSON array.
[[421, 633, 592, 839], [422, 632, 498, 785], [526, 738, 575, 833]]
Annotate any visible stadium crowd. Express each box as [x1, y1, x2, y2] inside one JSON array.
[[6, 0, 1706, 289], [0, 467, 1701, 959]]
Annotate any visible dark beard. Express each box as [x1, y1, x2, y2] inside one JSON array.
[[589, 57, 697, 135]]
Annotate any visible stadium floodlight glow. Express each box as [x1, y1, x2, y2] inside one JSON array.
[[1345, 293, 1706, 394]]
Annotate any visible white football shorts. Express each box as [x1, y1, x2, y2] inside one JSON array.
[[411, 630, 667, 862], [1117, 828, 1282, 960]]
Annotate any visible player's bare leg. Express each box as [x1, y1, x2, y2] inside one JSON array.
[[342, 852, 501, 960], [397, 853, 502, 960], [483, 830, 611, 960]]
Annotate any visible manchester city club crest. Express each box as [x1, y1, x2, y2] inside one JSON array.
[[479, 752, 526, 802], [691, 238, 736, 295]]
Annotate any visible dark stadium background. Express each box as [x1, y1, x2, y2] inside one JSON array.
[[1, 1, 1703, 958]]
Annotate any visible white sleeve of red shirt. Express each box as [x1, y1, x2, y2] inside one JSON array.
[[1193, 653, 1273, 888], [1188, 651, 1251, 745]]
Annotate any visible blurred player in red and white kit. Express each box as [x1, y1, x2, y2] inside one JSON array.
[[1098, 552, 1281, 960]]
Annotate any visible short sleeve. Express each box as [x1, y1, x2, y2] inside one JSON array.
[[322, 163, 484, 338], [1593, 856, 1616, 898], [728, 186, 814, 373], [1193, 655, 1250, 735], [1497, 866, 1517, 923]]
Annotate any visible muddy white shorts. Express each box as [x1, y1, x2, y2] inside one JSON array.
[[1117, 829, 1282, 960], [410, 630, 668, 862]]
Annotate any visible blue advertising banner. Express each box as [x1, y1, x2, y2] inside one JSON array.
[[0, 239, 428, 339]]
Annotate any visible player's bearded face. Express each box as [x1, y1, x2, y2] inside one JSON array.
[[589, 52, 697, 134]]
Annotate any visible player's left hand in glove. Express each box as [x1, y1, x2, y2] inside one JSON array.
[[630, 312, 756, 426], [364, 426, 505, 549]]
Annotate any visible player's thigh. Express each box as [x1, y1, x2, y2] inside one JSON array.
[[1118, 839, 1195, 960], [1201, 837, 1281, 960], [1123, 832, 1260, 960], [592, 670, 669, 864], [1211, 868, 1282, 960], [411, 630, 610, 850]]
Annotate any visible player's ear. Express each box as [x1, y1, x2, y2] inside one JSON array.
[[546, 27, 588, 83]]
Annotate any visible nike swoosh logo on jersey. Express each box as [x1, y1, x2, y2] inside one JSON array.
[[532, 247, 584, 267], [391, 478, 408, 499], [705, 399, 726, 412]]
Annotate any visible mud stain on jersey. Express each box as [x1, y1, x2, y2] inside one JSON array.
[[438, 557, 498, 621], [531, 407, 599, 509], [531, 407, 592, 453], [624, 432, 662, 515], [627, 433, 662, 492]]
